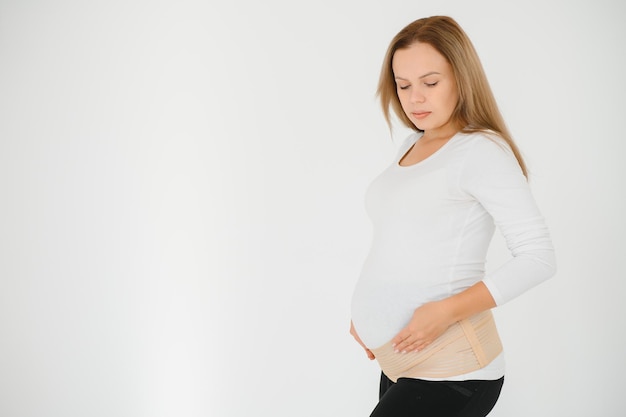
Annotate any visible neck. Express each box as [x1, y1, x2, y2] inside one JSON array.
[[421, 128, 458, 143], [420, 120, 461, 142]]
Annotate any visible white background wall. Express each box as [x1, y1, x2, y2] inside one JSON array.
[[1, 0, 624, 416]]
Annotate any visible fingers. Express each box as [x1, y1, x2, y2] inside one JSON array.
[[392, 333, 430, 354]]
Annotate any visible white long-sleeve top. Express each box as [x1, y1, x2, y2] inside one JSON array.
[[351, 131, 556, 380]]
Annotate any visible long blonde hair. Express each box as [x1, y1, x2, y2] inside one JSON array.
[[377, 16, 527, 177]]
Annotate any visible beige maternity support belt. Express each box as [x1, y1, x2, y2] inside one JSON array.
[[370, 310, 503, 382]]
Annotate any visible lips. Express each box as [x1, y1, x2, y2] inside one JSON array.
[[412, 111, 431, 120]]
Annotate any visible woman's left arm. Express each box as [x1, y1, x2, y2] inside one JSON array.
[[391, 282, 496, 353], [392, 136, 557, 354]]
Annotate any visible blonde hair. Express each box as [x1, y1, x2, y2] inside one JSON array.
[[377, 16, 527, 177]]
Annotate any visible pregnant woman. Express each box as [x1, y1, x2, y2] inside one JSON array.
[[350, 15, 556, 417]]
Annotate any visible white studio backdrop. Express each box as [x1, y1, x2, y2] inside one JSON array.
[[0, 0, 624, 416]]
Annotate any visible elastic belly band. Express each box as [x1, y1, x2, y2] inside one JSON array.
[[370, 310, 503, 382]]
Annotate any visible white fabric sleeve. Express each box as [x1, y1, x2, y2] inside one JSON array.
[[460, 136, 557, 305]]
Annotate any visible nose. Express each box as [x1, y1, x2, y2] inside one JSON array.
[[410, 88, 425, 104]]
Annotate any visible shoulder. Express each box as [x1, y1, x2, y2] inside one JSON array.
[[462, 131, 513, 160], [453, 131, 520, 175], [455, 131, 525, 192]]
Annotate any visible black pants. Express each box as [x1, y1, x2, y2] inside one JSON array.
[[370, 372, 504, 417]]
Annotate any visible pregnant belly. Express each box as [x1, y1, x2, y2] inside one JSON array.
[[351, 277, 446, 349]]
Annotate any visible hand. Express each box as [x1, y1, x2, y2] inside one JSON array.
[[391, 301, 454, 354], [350, 321, 375, 360]]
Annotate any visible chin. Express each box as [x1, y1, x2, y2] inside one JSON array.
[[412, 121, 428, 131]]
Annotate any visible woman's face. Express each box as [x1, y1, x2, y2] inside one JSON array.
[[392, 42, 459, 136]]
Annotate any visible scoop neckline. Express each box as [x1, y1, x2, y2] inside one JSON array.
[[396, 132, 460, 168]]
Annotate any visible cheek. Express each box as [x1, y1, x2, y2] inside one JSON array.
[[397, 94, 411, 112], [436, 92, 456, 116], [447, 89, 460, 111]]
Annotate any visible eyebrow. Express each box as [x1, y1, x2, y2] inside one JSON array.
[[395, 71, 441, 81]]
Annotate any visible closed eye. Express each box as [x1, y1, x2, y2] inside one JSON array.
[[424, 81, 438, 87]]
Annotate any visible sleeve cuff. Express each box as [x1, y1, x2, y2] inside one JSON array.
[[482, 278, 504, 307]]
